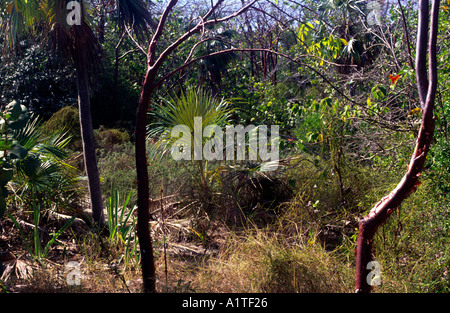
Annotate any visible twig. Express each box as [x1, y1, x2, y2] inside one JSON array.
[[397, 0, 415, 69], [160, 185, 168, 287]]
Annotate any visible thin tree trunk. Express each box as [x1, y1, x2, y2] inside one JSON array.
[[133, 0, 258, 293], [75, 61, 105, 227], [135, 77, 157, 293], [355, 0, 440, 293]]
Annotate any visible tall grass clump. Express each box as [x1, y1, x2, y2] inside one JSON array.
[[193, 229, 353, 293], [369, 179, 450, 293], [105, 187, 140, 270]]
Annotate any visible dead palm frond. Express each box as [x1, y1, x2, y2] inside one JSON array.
[[117, 0, 156, 36]]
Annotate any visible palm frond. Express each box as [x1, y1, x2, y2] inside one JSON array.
[[3, 0, 41, 46], [151, 88, 230, 130], [12, 116, 70, 160], [67, 18, 102, 76], [117, 0, 155, 36], [147, 87, 232, 157], [43, 0, 102, 73], [9, 115, 75, 193]]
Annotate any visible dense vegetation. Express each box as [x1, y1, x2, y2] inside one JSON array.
[[0, 0, 449, 293]]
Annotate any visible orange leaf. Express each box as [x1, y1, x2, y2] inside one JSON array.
[[6, 2, 13, 14], [389, 74, 401, 84]]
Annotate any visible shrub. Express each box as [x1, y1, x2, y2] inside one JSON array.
[[97, 141, 136, 200], [94, 126, 131, 152], [42, 106, 81, 151]]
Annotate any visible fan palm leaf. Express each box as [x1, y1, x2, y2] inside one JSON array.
[[10, 116, 74, 193], [117, 0, 155, 36], [147, 87, 232, 157]]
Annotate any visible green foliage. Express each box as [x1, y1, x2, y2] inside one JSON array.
[[105, 187, 140, 269], [148, 87, 231, 194], [0, 42, 78, 118], [0, 100, 31, 217], [428, 133, 450, 194], [97, 141, 136, 200], [94, 127, 134, 201], [372, 182, 450, 292], [7, 206, 76, 261], [244, 80, 297, 135], [42, 106, 81, 149], [148, 86, 232, 144], [0, 101, 77, 261], [1, 0, 450, 293], [95, 126, 131, 152], [11, 118, 74, 197]]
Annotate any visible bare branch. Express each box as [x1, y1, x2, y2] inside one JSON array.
[[203, 0, 258, 26], [151, 0, 258, 73], [148, 0, 179, 66], [425, 0, 439, 112], [355, 0, 440, 293], [119, 48, 141, 60], [416, 0, 429, 107], [203, 0, 225, 21], [397, 0, 415, 69], [154, 48, 361, 106], [124, 18, 148, 55]]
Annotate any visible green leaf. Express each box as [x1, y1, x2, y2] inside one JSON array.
[[6, 101, 22, 121], [378, 86, 387, 97], [10, 142, 28, 159], [8, 111, 30, 130], [43, 215, 77, 256], [0, 141, 13, 151], [320, 97, 332, 109]]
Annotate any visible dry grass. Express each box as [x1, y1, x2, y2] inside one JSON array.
[[190, 229, 354, 293], [2, 171, 447, 293]]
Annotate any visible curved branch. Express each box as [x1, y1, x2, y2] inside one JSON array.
[[416, 0, 430, 108], [355, 0, 440, 293]]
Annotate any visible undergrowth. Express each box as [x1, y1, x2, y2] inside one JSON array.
[[1, 124, 448, 294]]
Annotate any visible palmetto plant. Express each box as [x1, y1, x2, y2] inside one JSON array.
[[1, 104, 78, 261], [2, 0, 154, 226], [148, 87, 232, 193], [148, 87, 231, 141], [13, 117, 74, 195]]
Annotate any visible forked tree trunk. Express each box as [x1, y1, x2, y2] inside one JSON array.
[[75, 60, 105, 227], [355, 0, 440, 293], [133, 0, 257, 293], [135, 73, 158, 293]]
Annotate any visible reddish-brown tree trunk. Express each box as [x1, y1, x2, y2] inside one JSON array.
[[134, 0, 257, 293], [355, 0, 440, 293], [134, 0, 179, 294], [135, 78, 157, 293]]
